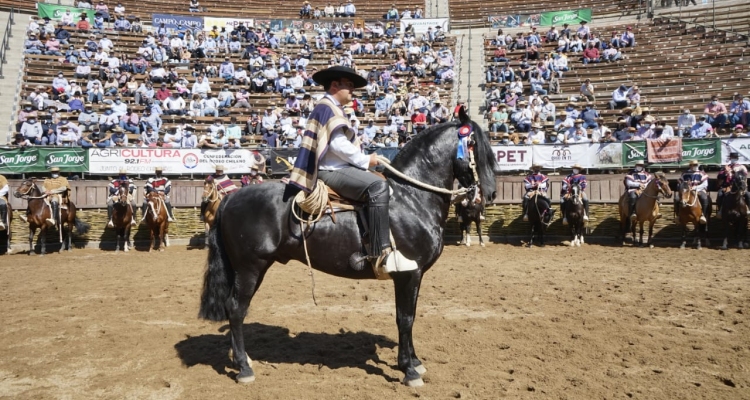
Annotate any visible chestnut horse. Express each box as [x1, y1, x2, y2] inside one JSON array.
[[618, 171, 673, 247], [144, 191, 170, 251], [13, 178, 89, 255], [201, 180, 223, 246], [676, 181, 710, 249], [111, 182, 135, 252]]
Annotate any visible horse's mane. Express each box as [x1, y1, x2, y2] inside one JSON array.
[[389, 121, 460, 168]]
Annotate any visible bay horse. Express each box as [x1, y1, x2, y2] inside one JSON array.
[[720, 169, 748, 250], [13, 178, 89, 255], [676, 181, 710, 250], [144, 191, 170, 252], [111, 182, 134, 252], [201, 180, 222, 246], [198, 108, 497, 386], [526, 190, 554, 247], [455, 185, 485, 247], [564, 181, 585, 247], [617, 171, 673, 248], [0, 201, 11, 254]]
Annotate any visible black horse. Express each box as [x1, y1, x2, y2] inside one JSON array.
[[198, 108, 497, 386], [720, 169, 748, 250], [527, 191, 555, 247], [564, 181, 585, 247], [455, 186, 485, 247]]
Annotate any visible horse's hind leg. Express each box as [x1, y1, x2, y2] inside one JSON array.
[[229, 266, 272, 384], [476, 220, 484, 247], [393, 270, 425, 387], [680, 225, 687, 249]]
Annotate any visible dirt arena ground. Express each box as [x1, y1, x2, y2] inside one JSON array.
[[0, 242, 748, 400]]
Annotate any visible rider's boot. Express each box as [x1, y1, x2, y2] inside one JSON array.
[[107, 204, 114, 228], [583, 198, 590, 222], [48, 202, 59, 226], [561, 202, 568, 225], [166, 202, 175, 222], [522, 196, 529, 221], [628, 196, 637, 219], [0, 203, 7, 231], [199, 201, 207, 222], [479, 209, 485, 221], [367, 181, 395, 273]]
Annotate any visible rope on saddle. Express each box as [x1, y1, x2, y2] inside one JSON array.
[[291, 181, 332, 307]]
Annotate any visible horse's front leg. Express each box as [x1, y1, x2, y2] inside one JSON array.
[[637, 222, 644, 247], [476, 220, 484, 247], [28, 227, 35, 255], [528, 225, 535, 248], [39, 227, 46, 256], [647, 221, 655, 248], [680, 224, 687, 249], [392, 270, 425, 387]]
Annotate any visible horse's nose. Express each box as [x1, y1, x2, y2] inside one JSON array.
[[489, 191, 497, 201]]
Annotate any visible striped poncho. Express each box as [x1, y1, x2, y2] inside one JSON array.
[[289, 96, 359, 193]]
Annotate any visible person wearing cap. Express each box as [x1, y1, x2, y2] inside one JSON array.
[[729, 124, 749, 138], [143, 167, 175, 222], [201, 165, 238, 221], [289, 65, 402, 270], [624, 161, 654, 219], [675, 160, 709, 224], [716, 152, 750, 218], [689, 116, 712, 139], [42, 167, 72, 227], [677, 109, 696, 138], [522, 164, 554, 222], [704, 95, 728, 131], [728, 93, 750, 128], [106, 170, 136, 227], [620, 26, 635, 48], [580, 102, 600, 129], [608, 84, 631, 110], [560, 164, 589, 224]]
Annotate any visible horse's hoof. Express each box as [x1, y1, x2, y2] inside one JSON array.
[[679, 244, 686, 249], [465, 242, 470, 247], [649, 244, 654, 249], [158, 248, 164, 252], [236, 372, 255, 384], [480, 242, 485, 247], [403, 377, 425, 387], [414, 364, 427, 375]]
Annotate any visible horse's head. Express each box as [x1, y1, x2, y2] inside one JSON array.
[[116, 181, 130, 204], [733, 169, 748, 193], [453, 106, 498, 205], [14, 178, 39, 198], [653, 171, 673, 199], [202, 180, 216, 202], [679, 180, 692, 207], [570, 181, 581, 199]]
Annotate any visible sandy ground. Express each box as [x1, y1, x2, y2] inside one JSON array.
[[0, 243, 748, 400]]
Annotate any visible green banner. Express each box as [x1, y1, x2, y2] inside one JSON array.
[[37, 3, 97, 23], [621, 139, 721, 167], [0, 148, 87, 173], [540, 9, 592, 27]]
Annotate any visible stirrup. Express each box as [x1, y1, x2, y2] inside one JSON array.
[[699, 215, 707, 224], [19, 214, 28, 223], [562, 217, 568, 225], [583, 215, 589, 221], [479, 214, 485, 221], [522, 214, 529, 222], [0, 222, 5, 231], [107, 220, 114, 228], [168, 216, 174, 222], [130, 219, 136, 226], [46, 218, 56, 225]]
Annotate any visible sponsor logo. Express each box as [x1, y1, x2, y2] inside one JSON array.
[[0, 153, 38, 166], [183, 153, 199, 169], [46, 153, 85, 165], [551, 147, 573, 162]]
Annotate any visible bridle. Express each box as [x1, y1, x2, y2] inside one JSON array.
[[15, 179, 46, 200], [570, 183, 582, 205], [116, 184, 130, 205], [640, 177, 670, 199], [680, 183, 699, 208], [202, 181, 221, 203], [146, 192, 165, 219]]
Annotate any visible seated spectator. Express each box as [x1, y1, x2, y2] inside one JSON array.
[[120, 108, 140, 135], [730, 125, 749, 138], [608, 85, 631, 110], [189, 0, 201, 12], [300, 1, 312, 18], [77, 16, 91, 33], [729, 94, 750, 127], [582, 43, 600, 65], [60, 10, 76, 27], [621, 26, 635, 47], [704, 95, 728, 130], [385, 4, 399, 20], [114, 14, 130, 31], [676, 109, 695, 137], [78, 103, 99, 132], [57, 125, 81, 146], [690, 116, 712, 138]]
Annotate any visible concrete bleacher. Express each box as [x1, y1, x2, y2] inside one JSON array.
[[15, 22, 457, 145], [479, 18, 749, 134], [655, 0, 750, 37]]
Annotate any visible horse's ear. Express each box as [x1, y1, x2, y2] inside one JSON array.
[[458, 104, 470, 126]]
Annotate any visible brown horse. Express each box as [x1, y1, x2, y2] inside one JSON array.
[[201, 180, 223, 246], [111, 182, 135, 252], [144, 191, 170, 252], [618, 171, 673, 248], [676, 181, 710, 250], [13, 178, 89, 255], [0, 201, 11, 254]]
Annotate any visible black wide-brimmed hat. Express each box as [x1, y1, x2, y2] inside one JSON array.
[[312, 66, 367, 88]]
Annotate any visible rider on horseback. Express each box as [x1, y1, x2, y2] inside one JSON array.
[[107, 169, 137, 227], [624, 161, 653, 219], [43, 167, 71, 227], [0, 173, 8, 231], [675, 160, 709, 224], [143, 166, 175, 222], [288, 66, 394, 270], [200, 165, 238, 222], [560, 163, 589, 225], [522, 163, 553, 222], [716, 152, 750, 218]]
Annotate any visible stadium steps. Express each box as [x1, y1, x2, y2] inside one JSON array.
[[0, 10, 25, 144], [454, 28, 491, 120]]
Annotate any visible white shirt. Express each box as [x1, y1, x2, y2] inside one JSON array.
[[319, 95, 368, 171]]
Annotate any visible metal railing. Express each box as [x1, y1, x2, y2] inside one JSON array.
[[0, 7, 15, 79]]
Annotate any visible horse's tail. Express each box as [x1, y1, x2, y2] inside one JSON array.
[[199, 198, 234, 322], [74, 218, 91, 235]]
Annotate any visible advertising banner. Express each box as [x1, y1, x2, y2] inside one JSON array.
[[87, 148, 263, 175], [0, 148, 87, 173], [721, 138, 750, 163], [587, 142, 622, 169], [679, 139, 721, 165], [203, 17, 254, 32], [37, 3, 96, 23], [531, 143, 589, 169], [539, 8, 592, 27], [399, 18, 449, 33], [492, 145, 533, 171], [647, 138, 682, 164], [622, 141, 646, 166], [152, 13, 204, 30]]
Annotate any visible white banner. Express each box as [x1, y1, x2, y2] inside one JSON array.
[[492, 145, 532, 171], [203, 17, 254, 32], [88, 148, 263, 175], [721, 138, 750, 164], [586, 142, 622, 168], [531, 143, 589, 169], [399, 18, 449, 34]]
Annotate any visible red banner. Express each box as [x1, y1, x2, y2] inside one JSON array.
[[647, 138, 682, 163]]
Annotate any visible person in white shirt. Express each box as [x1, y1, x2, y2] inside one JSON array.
[[192, 76, 212, 98], [676, 109, 696, 138]]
